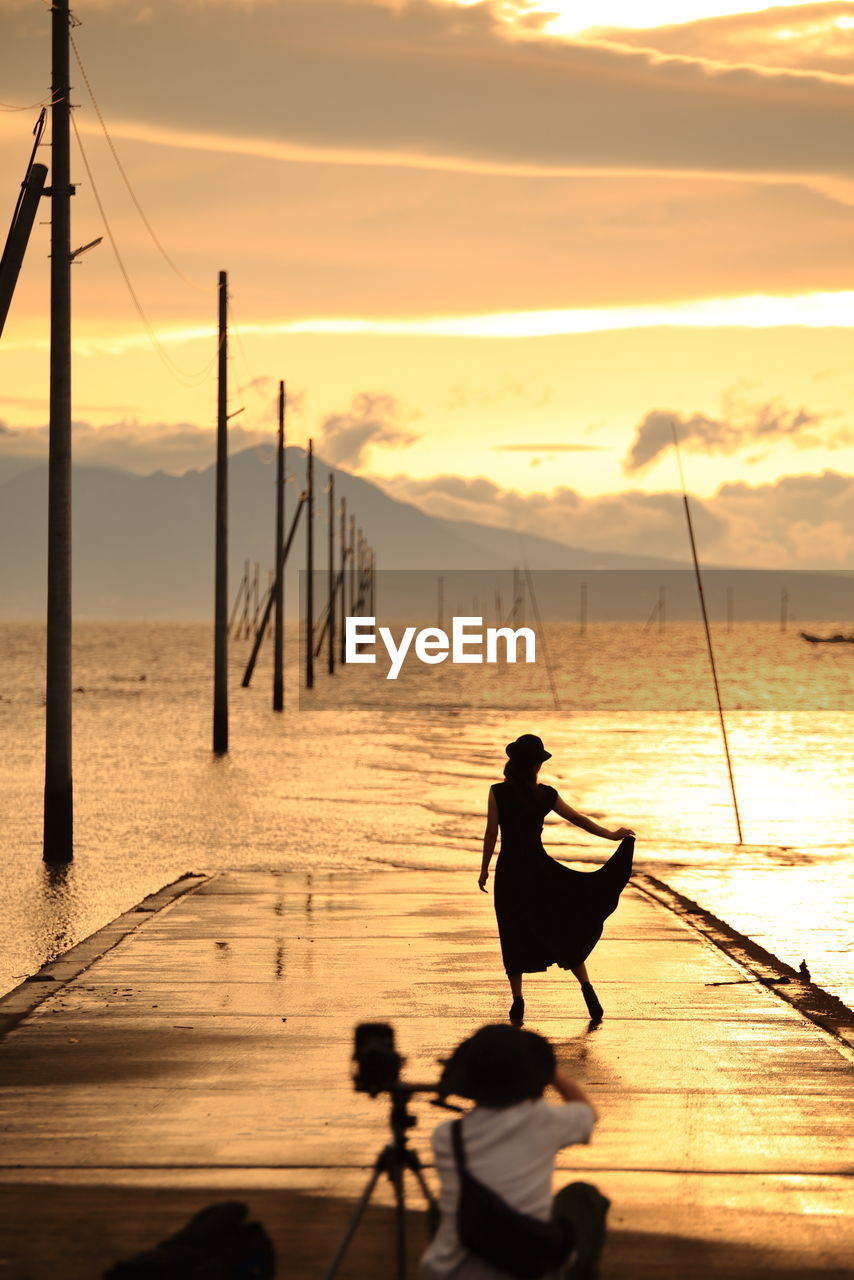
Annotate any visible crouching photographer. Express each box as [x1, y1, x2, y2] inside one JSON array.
[[420, 1025, 609, 1280]]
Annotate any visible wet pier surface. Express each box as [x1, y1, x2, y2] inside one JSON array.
[[0, 868, 852, 1278]]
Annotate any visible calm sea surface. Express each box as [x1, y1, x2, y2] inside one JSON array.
[[1, 621, 851, 1006]]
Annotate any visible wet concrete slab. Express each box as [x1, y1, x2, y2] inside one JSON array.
[[0, 869, 851, 1277]]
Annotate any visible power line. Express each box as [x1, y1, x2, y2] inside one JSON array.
[[227, 297, 270, 406], [0, 94, 61, 112], [69, 29, 202, 291], [70, 109, 217, 388]]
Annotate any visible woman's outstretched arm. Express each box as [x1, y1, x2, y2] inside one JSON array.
[[554, 794, 634, 841], [478, 788, 499, 892]]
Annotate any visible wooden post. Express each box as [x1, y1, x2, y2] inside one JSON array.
[[252, 561, 260, 632], [0, 162, 48, 339], [273, 380, 285, 711], [228, 570, 245, 637], [43, 0, 73, 861], [327, 473, 335, 675], [212, 270, 229, 755], [240, 559, 250, 639], [306, 440, 314, 690], [348, 515, 356, 616], [243, 494, 305, 688]]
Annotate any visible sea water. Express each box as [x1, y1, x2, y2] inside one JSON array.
[[1, 621, 851, 1006]]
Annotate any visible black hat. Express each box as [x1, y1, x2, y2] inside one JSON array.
[[505, 734, 551, 763], [438, 1025, 555, 1107]]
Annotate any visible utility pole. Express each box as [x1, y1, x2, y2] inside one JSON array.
[[327, 473, 335, 675], [273, 380, 285, 711], [339, 496, 347, 667], [212, 270, 228, 755], [348, 514, 356, 617], [306, 440, 314, 690], [43, 0, 73, 862]]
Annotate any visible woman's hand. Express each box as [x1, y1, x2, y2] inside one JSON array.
[[610, 826, 635, 840], [478, 869, 489, 893]]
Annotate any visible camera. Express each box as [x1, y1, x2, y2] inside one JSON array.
[[352, 1021, 404, 1096]]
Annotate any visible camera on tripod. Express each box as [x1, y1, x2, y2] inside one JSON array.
[[352, 1021, 405, 1096], [324, 1022, 458, 1280]]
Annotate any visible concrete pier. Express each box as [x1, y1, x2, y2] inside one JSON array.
[[0, 869, 851, 1278]]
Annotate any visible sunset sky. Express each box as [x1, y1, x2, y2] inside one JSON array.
[[1, 0, 853, 567]]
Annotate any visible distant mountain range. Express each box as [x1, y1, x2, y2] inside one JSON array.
[[0, 446, 692, 619]]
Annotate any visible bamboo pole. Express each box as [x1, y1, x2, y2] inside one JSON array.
[[672, 425, 743, 844]]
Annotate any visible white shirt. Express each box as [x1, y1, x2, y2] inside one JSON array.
[[420, 1099, 596, 1280]]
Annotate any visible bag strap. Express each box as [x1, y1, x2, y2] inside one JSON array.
[[451, 1119, 467, 1178]]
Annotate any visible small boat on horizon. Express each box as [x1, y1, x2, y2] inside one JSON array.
[[800, 630, 854, 644]]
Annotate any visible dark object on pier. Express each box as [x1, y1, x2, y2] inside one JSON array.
[[799, 959, 811, 981], [103, 1200, 275, 1278], [800, 630, 854, 644]]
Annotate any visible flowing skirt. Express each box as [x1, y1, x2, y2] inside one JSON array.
[[494, 836, 634, 975]]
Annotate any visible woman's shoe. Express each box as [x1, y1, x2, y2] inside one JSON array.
[[509, 996, 525, 1025], [581, 982, 603, 1024]]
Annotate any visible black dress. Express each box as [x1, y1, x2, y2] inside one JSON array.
[[492, 780, 634, 976]]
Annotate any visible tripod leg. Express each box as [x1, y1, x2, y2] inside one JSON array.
[[391, 1158, 407, 1280], [321, 1155, 386, 1280]]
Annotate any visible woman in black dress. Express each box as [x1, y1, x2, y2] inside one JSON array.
[[478, 734, 635, 1026]]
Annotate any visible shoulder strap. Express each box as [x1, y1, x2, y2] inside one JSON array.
[[451, 1119, 467, 1176]]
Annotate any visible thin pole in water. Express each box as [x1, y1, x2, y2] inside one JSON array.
[[273, 380, 285, 710], [243, 493, 306, 689], [523, 563, 560, 709], [43, 0, 73, 861], [672, 423, 743, 844], [327, 472, 335, 675], [339, 496, 347, 667], [212, 270, 229, 755], [306, 440, 314, 690]]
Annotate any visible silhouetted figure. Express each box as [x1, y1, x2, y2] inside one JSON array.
[[478, 735, 634, 1027], [103, 1201, 275, 1278], [799, 959, 811, 982]]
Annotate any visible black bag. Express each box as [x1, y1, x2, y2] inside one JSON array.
[[451, 1120, 572, 1280]]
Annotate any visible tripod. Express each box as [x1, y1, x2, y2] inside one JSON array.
[[322, 1083, 454, 1280]]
